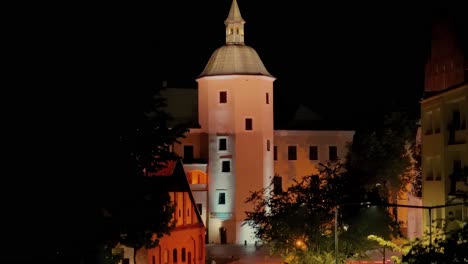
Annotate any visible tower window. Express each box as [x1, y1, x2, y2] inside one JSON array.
[[266, 93, 269, 104], [309, 146, 318, 160], [218, 193, 226, 205], [329, 146, 338, 161], [222, 160, 230, 172], [288, 146, 297, 160], [236, 28, 239, 34], [245, 118, 253, 130], [274, 146, 277, 160], [220, 91, 227, 103], [218, 138, 227, 151], [267, 140, 270, 151]]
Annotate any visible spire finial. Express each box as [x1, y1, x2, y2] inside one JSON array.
[[225, 0, 245, 45]]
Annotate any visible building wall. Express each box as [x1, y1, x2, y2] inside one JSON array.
[[197, 75, 274, 244], [148, 226, 205, 264], [274, 130, 354, 188], [421, 83, 468, 232]]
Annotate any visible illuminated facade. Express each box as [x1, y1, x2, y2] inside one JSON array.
[[420, 14, 468, 234], [116, 160, 205, 264], [166, 0, 354, 244]]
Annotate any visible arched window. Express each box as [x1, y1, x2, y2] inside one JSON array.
[[182, 248, 186, 262], [173, 249, 178, 263]]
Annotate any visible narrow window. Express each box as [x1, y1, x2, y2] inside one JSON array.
[[288, 146, 297, 160], [183, 145, 194, 162], [267, 140, 270, 151], [182, 248, 186, 262], [222, 160, 230, 172], [309, 146, 318, 160], [173, 249, 178, 263], [329, 146, 338, 160], [274, 146, 277, 160], [273, 176, 282, 195], [218, 193, 226, 204], [219, 138, 227, 151], [196, 203, 202, 215], [245, 118, 253, 130], [220, 91, 227, 103], [266, 92, 269, 104]]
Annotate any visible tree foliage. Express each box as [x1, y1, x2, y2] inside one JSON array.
[[99, 86, 188, 262], [345, 111, 420, 201], [244, 161, 397, 263], [368, 220, 468, 264]]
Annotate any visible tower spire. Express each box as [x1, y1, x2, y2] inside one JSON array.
[[225, 0, 245, 45]]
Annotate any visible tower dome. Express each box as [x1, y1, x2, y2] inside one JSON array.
[[198, 0, 273, 78]]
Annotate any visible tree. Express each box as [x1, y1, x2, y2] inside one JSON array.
[[345, 111, 420, 226], [244, 161, 396, 263], [368, 219, 468, 264], [99, 86, 189, 263]]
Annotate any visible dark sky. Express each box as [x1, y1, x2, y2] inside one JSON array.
[[159, 1, 468, 126]]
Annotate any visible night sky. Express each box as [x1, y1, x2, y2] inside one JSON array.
[[159, 1, 468, 126]]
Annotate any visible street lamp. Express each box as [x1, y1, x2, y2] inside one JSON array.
[[335, 206, 338, 264], [335, 205, 351, 264]]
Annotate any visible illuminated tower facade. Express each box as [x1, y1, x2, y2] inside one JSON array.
[[196, 0, 275, 244]]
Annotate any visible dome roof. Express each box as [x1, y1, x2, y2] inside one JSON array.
[[198, 45, 273, 78]]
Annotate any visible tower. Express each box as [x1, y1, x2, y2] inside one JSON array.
[[424, 14, 465, 92], [196, 0, 275, 244]]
